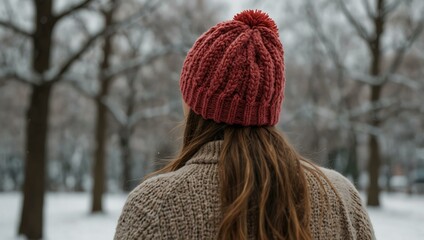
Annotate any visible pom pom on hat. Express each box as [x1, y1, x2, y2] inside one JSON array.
[[233, 10, 278, 35]]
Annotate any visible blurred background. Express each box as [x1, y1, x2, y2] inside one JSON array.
[[0, 0, 423, 239]]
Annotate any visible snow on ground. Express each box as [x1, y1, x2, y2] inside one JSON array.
[[0, 192, 423, 239], [367, 193, 424, 240], [0, 193, 127, 240]]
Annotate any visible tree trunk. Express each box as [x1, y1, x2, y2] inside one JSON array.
[[367, 128, 381, 206], [91, 6, 114, 213], [120, 67, 137, 192], [18, 0, 54, 238], [347, 131, 359, 187], [91, 96, 109, 212], [366, 0, 385, 207], [119, 128, 133, 191], [367, 84, 382, 206], [18, 83, 52, 239]]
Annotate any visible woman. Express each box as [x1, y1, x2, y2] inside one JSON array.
[[114, 10, 375, 240]]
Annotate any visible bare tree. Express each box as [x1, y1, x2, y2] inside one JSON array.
[[338, 0, 423, 206], [0, 0, 159, 236], [84, 0, 167, 212], [108, 64, 172, 191], [91, 0, 116, 213], [68, 1, 184, 197], [303, 0, 424, 206], [2, 0, 98, 238]]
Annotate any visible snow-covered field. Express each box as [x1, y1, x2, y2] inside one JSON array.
[[366, 193, 424, 240], [0, 192, 423, 239], [0, 193, 127, 240]]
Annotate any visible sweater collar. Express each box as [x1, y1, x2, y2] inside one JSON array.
[[185, 140, 223, 165]]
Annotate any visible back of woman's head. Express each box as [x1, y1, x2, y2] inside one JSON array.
[[155, 10, 314, 240]]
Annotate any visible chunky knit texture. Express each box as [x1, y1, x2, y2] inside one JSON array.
[[114, 141, 375, 239], [179, 10, 285, 126]]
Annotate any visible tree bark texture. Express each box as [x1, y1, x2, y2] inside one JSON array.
[[366, 0, 385, 207], [91, 93, 109, 212], [18, 83, 52, 239], [18, 0, 55, 238], [119, 128, 133, 191], [91, 6, 114, 213], [120, 71, 137, 192]]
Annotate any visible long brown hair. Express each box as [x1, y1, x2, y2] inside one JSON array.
[[153, 110, 325, 239]]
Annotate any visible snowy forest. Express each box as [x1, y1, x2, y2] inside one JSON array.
[[0, 0, 423, 239]]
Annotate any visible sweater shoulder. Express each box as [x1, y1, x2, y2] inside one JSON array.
[[316, 167, 365, 218], [312, 167, 376, 240], [305, 166, 359, 204], [318, 167, 358, 196], [114, 166, 199, 240]]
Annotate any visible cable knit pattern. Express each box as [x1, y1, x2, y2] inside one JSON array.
[[179, 10, 285, 126], [114, 141, 375, 240]]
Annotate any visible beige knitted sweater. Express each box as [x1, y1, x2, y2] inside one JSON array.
[[114, 141, 375, 239]]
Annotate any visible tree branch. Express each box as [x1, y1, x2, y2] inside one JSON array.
[[382, 0, 403, 17], [53, 0, 93, 23], [128, 103, 171, 127], [348, 71, 384, 85], [377, 100, 424, 120], [48, 1, 160, 83], [348, 98, 399, 119], [105, 45, 185, 78], [351, 122, 383, 137], [305, 1, 346, 107], [63, 75, 97, 99], [361, 0, 375, 18], [388, 74, 422, 90], [388, 19, 424, 73], [103, 97, 127, 126], [105, 99, 173, 128], [338, 0, 371, 41], [71, 14, 91, 36], [47, 28, 105, 83], [0, 67, 40, 85], [0, 20, 32, 37], [306, 2, 343, 69], [399, 102, 424, 115]]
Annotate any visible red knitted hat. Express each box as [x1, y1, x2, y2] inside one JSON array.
[[180, 10, 285, 126]]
